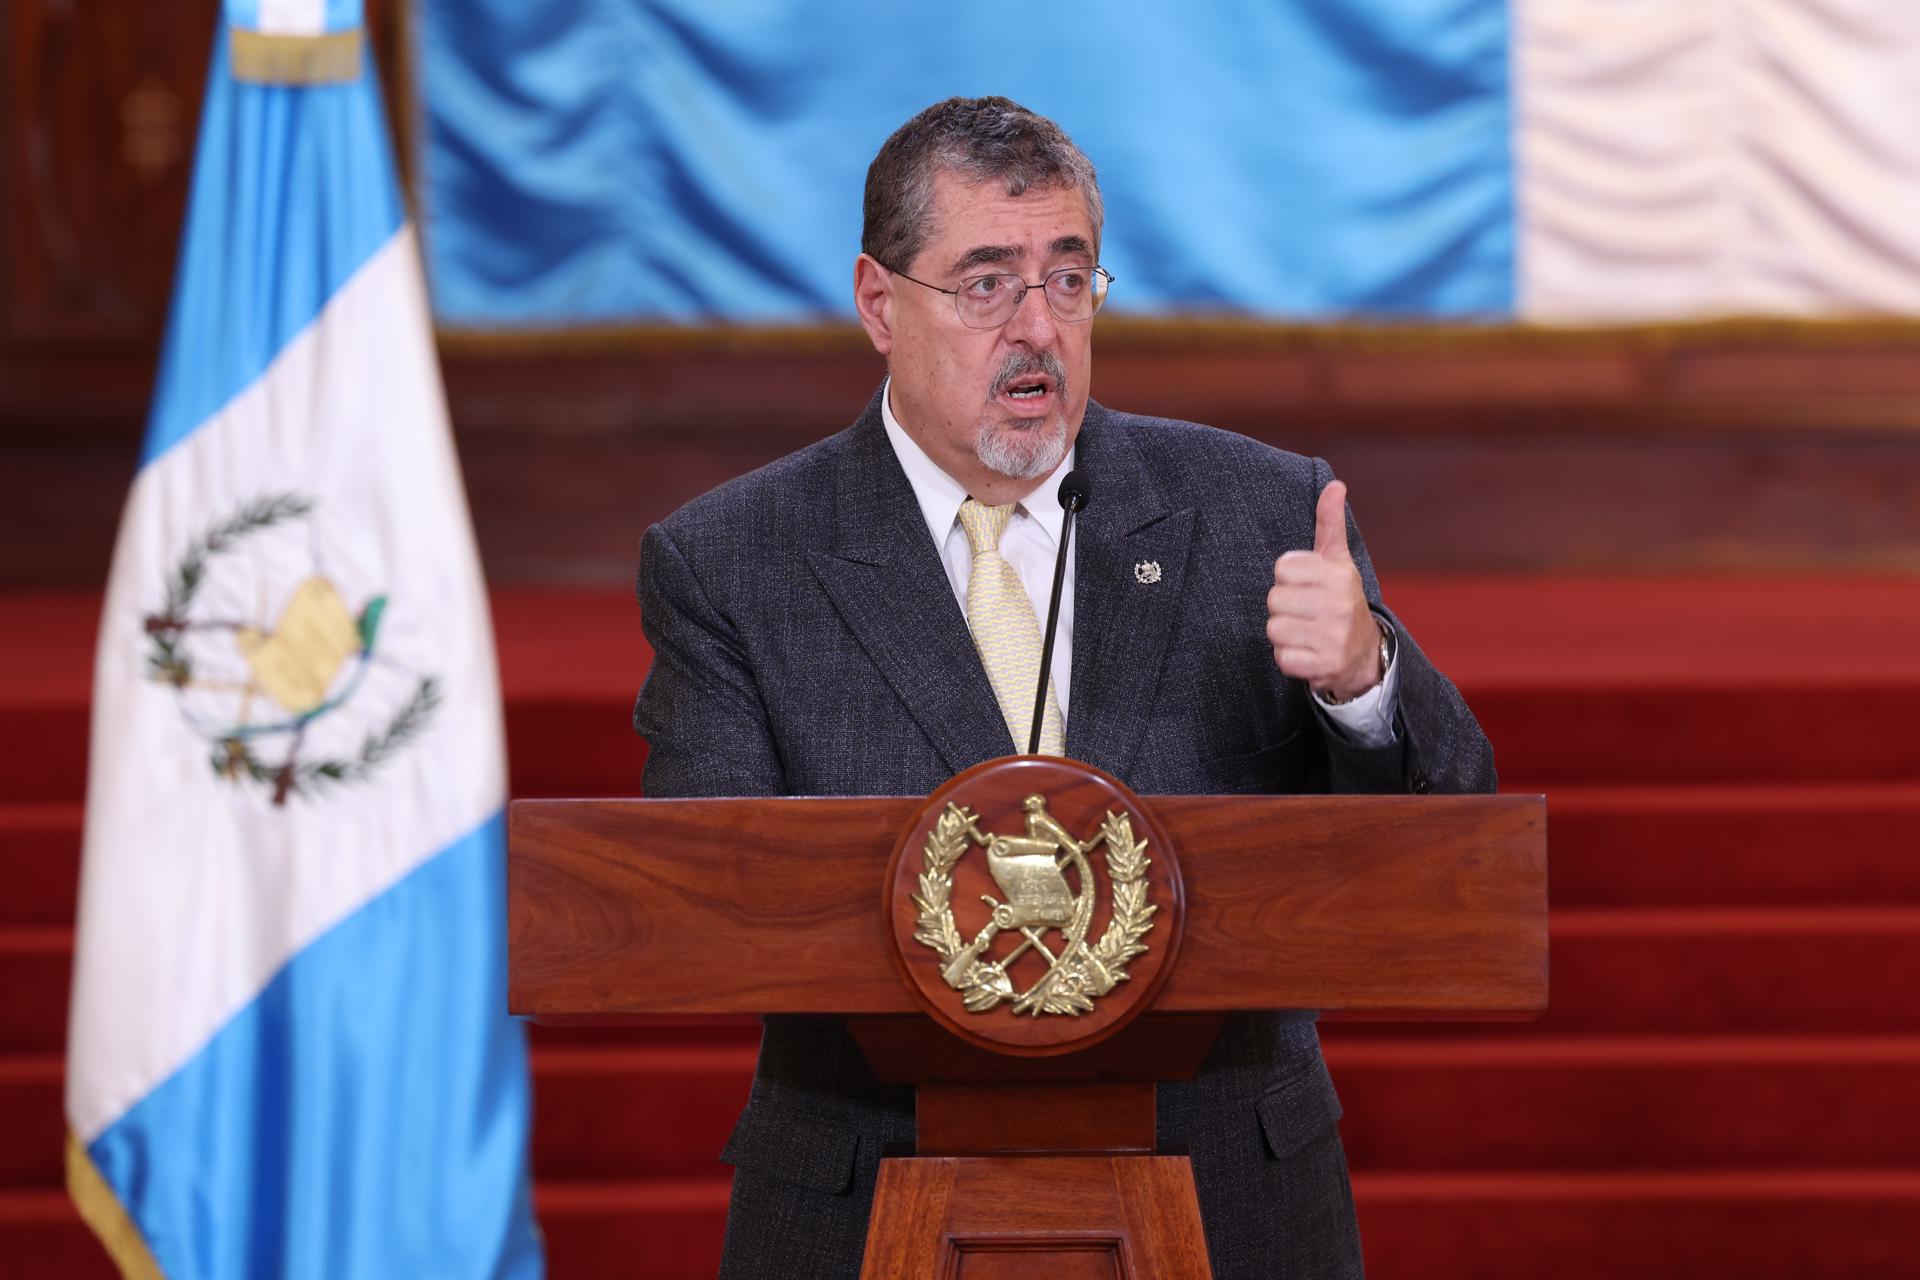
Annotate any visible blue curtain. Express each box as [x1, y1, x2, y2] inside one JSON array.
[[415, 0, 1511, 326]]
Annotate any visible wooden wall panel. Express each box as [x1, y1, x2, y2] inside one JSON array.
[[444, 419, 1920, 586], [7, 337, 1920, 587], [0, 0, 404, 422], [427, 338, 1920, 582], [4, 0, 208, 351]]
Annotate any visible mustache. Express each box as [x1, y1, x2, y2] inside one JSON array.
[[989, 350, 1069, 400]]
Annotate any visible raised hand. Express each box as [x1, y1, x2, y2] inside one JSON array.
[[1266, 480, 1384, 701]]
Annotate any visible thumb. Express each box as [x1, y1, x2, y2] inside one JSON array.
[[1313, 480, 1351, 561]]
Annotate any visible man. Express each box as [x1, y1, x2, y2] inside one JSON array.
[[635, 96, 1495, 1279]]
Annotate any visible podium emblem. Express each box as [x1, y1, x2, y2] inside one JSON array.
[[886, 757, 1184, 1055], [910, 793, 1156, 1017]]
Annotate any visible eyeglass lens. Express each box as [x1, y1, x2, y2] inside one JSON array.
[[955, 268, 1109, 328]]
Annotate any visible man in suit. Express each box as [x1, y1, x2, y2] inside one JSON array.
[[635, 96, 1495, 1279]]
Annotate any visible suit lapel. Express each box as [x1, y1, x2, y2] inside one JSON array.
[[1066, 403, 1197, 782], [807, 392, 1016, 774]]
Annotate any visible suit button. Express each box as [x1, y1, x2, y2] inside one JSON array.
[[1411, 771, 1432, 794]]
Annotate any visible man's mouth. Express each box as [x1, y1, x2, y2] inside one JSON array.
[[997, 372, 1058, 415]]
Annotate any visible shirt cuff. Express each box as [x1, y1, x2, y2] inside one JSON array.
[[1312, 617, 1400, 748]]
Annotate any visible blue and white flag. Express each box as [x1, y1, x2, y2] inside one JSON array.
[[64, 3, 543, 1275], [416, 0, 1920, 327]]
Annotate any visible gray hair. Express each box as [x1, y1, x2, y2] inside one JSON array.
[[862, 96, 1103, 274]]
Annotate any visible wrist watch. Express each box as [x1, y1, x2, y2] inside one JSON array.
[[1316, 615, 1394, 707]]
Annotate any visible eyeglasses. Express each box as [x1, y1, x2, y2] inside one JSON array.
[[884, 262, 1114, 329]]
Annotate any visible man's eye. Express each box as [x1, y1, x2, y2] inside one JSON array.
[[1052, 271, 1087, 294], [965, 276, 1006, 297]]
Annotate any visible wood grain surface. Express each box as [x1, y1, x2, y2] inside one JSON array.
[[510, 791, 1546, 1020]]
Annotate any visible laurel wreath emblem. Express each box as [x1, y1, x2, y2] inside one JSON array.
[[910, 801, 1157, 1016], [141, 493, 439, 805]]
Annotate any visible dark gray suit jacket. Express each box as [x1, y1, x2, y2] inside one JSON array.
[[634, 387, 1496, 1279]]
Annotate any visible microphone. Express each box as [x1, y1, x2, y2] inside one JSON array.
[[1028, 470, 1090, 754]]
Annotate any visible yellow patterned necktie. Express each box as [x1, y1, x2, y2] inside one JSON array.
[[957, 498, 1066, 756]]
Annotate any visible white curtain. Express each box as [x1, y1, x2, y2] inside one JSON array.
[[1517, 0, 1920, 321]]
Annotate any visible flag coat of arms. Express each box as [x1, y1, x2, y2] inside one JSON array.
[[64, 3, 544, 1275]]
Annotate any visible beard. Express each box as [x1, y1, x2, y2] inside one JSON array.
[[974, 350, 1072, 480], [975, 417, 1068, 479]]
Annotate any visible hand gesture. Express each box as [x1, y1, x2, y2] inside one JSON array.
[[1267, 480, 1384, 701]]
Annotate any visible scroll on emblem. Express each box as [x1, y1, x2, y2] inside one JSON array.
[[911, 792, 1156, 1017]]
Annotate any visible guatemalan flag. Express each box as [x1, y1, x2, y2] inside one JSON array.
[[64, 3, 544, 1275], [417, 0, 1920, 327]]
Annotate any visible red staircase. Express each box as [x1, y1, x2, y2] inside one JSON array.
[[5, 578, 1919, 1278]]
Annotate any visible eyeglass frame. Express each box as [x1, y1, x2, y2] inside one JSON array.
[[879, 260, 1116, 329]]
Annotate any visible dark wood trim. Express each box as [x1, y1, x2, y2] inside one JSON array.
[[916, 1083, 1157, 1156]]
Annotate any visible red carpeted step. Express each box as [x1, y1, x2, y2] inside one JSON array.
[[503, 699, 649, 801], [502, 682, 1920, 793], [1383, 577, 1920, 691], [530, 1046, 753, 1181], [15, 1035, 1920, 1188], [1352, 1170, 1920, 1280], [0, 1058, 63, 1188], [521, 1037, 1920, 1178], [1538, 907, 1920, 1035], [1544, 784, 1920, 906], [537, 1179, 730, 1278], [9, 584, 1920, 801], [19, 1172, 1920, 1280], [1477, 684, 1920, 787], [523, 1171, 1920, 1280], [1335, 906, 1920, 1039], [0, 708, 86, 808], [26, 1037, 1920, 1185], [0, 1192, 118, 1280], [0, 807, 82, 927], [0, 932, 68, 1054], [1327, 1036, 1920, 1171]]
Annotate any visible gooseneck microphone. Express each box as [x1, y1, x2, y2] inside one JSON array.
[[1029, 469, 1090, 754]]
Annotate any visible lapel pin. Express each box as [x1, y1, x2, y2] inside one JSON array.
[[1134, 560, 1162, 585]]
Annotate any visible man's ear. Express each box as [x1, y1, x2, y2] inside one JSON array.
[[853, 254, 895, 356]]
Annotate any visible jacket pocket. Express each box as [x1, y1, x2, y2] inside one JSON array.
[[1254, 1056, 1344, 1161], [720, 1099, 860, 1195], [1203, 727, 1305, 795]]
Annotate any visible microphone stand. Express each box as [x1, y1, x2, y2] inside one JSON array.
[[1029, 471, 1089, 754]]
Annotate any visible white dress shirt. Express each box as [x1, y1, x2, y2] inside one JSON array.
[[879, 380, 1398, 747]]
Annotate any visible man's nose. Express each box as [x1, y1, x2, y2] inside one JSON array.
[[1000, 283, 1059, 346]]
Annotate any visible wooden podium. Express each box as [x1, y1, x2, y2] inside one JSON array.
[[510, 757, 1546, 1278]]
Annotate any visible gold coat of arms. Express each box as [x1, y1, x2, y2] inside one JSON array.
[[910, 793, 1157, 1016]]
